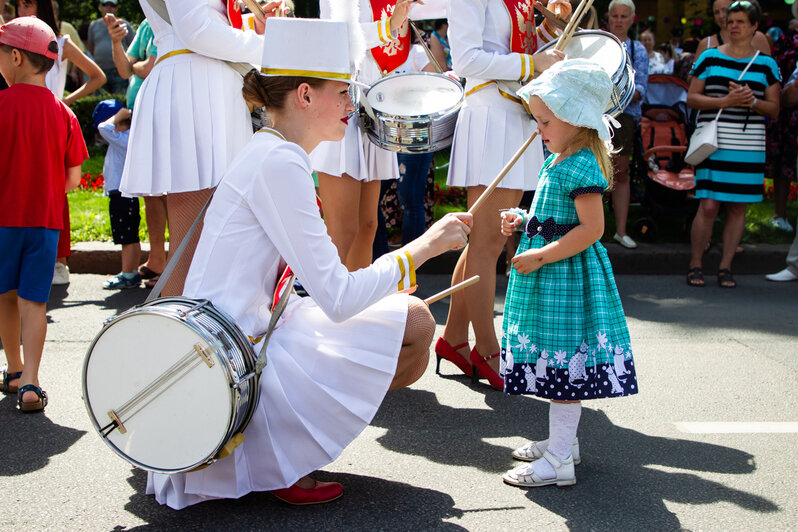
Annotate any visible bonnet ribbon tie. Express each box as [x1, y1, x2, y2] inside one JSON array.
[[602, 113, 621, 139]]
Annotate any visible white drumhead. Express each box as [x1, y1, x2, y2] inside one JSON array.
[[84, 311, 233, 472], [367, 73, 462, 117], [560, 33, 625, 78]]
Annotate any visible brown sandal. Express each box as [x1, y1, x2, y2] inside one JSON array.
[[717, 268, 736, 288], [686, 267, 705, 287]]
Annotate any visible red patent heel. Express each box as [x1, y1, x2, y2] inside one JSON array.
[[434, 337, 473, 377], [469, 348, 504, 390]]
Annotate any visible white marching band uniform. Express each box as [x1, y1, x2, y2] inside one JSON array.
[[146, 18, 417, 509], [446, 0, 560, 191], [310, 0, 401, 182], [119, 0, 263, 196]]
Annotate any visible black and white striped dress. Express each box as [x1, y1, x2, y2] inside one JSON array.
[[690, 49, 780, 203]]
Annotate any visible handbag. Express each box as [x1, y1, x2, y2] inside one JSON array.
[[685, 51, 760, 166]]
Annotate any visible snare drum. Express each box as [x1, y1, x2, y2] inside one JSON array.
[[536, 30, 636, 117], [363, 72, 464, 154], [82, 297, 258, 473]]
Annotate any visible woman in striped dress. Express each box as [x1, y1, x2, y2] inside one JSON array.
[[686, 0, 779, 288]]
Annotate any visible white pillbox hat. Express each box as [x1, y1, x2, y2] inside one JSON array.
[[261, 18, 353, 83]]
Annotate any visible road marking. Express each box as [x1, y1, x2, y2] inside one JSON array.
[[674, 422, 798, 434]]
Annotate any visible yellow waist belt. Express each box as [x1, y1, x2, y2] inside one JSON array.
[[154, 49, 195, 67], [465, 81, 532, 115]]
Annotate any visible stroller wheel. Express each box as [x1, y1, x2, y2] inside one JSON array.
[[633, 217, 659, 243]]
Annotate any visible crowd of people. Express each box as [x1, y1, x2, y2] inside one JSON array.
[[0, 0, 796, 511]]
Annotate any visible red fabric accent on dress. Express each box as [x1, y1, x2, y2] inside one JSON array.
[[226, 0, 243, 29], [501, 0, 537, 54], [368, 0, 411, 74]]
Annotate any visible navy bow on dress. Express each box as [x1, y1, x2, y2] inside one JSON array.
[[525, 216, 577, 242]]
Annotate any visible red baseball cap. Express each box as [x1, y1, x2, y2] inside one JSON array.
[[0, 16, 58, 60]]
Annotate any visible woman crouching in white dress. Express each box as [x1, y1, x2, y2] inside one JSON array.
[[311, 0, 416, 270], [146, 17, 472, 510]]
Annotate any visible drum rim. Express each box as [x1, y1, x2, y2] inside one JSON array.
[[82, 297, 257, 473], [366, 71, 464, 120]]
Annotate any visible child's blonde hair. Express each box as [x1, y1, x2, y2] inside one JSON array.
[[569, 127, 615, 190]]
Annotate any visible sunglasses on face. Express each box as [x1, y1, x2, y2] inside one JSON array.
[[728, 1, 752, 9], [101, 2, 117, 7]]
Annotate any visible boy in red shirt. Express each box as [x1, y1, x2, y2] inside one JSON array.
[[0, 17, 88, 412]]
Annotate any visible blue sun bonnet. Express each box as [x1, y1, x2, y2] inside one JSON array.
[[517, 58, 617, 141]]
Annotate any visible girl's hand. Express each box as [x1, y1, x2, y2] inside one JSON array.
[[545, 0, 573, 20], [511, 248, 548, 274], [253, 1, 285, 34], [501, 211, 523, 236]]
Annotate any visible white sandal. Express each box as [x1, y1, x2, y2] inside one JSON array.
[[512, 438, 581, 465], [502, 450, 576, 488]]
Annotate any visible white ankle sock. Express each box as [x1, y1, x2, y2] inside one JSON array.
[[530, 454, 556, 479], [547, 401, 581, 461]]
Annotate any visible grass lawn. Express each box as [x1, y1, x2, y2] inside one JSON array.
[[71, 147, 796, 245]]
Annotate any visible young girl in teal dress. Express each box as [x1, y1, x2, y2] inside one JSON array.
[[498, 59, 638, 488]]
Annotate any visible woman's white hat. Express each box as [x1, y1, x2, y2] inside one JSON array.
[[261, 18, 355, 83], [517, 58, 617, 141]]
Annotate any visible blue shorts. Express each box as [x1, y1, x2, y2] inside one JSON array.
[[0, 227, 59, 303]]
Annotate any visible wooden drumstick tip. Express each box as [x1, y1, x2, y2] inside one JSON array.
[[424, 275, 481, 305]]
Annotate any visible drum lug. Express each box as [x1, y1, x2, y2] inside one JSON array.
[[233, 371, 257, 389], [194, 343, 215, 368]]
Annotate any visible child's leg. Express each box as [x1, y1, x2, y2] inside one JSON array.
[[0, 290, 23, 383], [17, 296, 47, 404], [121, 242, 142, 274]]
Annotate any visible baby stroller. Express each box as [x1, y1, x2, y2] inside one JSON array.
[[633, 74, 697, 242]]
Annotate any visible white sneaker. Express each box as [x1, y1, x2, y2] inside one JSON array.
[[512, 438, 581, 465], [770, 216, 795, 232], [765, 268, 798, 282], [503, 450, 576, 487], [52, 262, 70, 285], [613, 233, 638, 249]]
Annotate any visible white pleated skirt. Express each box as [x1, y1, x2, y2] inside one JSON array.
[[120, 53, 253, 196], [309, 118, 399, 182], [447, 87, 544, 191], [146, 293, 408, 510]]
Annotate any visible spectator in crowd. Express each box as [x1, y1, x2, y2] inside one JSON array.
[[765, 20, 798, 232], [1, 0, 13, 23], [686, 0, 780, 288], [18, 0, 106, 286], [641, 28, 672, 75], [670, 26, 684, 55], [108, 17, 166, 285], [607, 0, 648, 249], [766, 65, 798, 283], [695, 0, 770, 59], [87, 0, 133, 93], [656, 41, 677, 73], [0, 16, 88, 411], [429, 19, 451, 72], [97, 105, 141, 289]]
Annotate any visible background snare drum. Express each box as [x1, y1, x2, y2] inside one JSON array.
[[82, 297, 258, 473], [362, 72, 463, 154], [536, 30, 635, 117]]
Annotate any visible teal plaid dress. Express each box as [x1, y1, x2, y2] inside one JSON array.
[[501, 149, 638, 400]]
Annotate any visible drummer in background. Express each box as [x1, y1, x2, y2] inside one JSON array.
[[606, 0, 647, 250], [147, 17, 472, 509], [436, 0, 570, 389], [118, 0, 283, 297], [312, 0, 416, 271]]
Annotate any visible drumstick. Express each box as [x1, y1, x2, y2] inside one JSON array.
[[468, 131, 539, 215], [410, 21, 444, 74], [556, 0, 594, 52], [241, 0, 266, 22], [424, 275, 480, 305], [533, 2, 567, 31]]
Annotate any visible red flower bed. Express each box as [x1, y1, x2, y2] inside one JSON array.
[[763, 179, 798, 202], [434, 182, 467, 206], [79, 172, 104, 192]]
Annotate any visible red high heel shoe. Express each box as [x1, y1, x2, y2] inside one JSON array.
[[434, 337, 473, 377], [470, 348, 504, 390], [270, 479, 343, 505]]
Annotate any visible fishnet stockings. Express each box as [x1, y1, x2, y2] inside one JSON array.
[[162, 188, 214, 297], [390, 297, 435, 390]]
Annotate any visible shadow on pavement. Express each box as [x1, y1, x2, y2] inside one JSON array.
[[120, 469, 466, 530], [371, 388, 779, 530], [0, 395, 86, 476], [47, 284, 149, 315]]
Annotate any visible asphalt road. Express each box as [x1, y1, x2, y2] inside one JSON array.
[[1, 273, 796, 531]]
